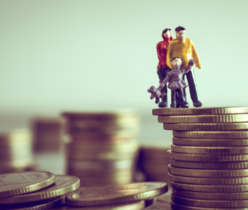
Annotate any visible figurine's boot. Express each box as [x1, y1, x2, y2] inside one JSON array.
[[170, 90, 176, 108], [186, 71, 202, 107], [179, 89, 188, 108], [183, 88, 189, 107], [159, 96, 167, 107], [159, 85, 168, 107]]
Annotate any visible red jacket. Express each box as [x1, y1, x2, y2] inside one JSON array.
[[156, 36, 173, 70]]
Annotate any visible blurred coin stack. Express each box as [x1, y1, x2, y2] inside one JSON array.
[[139, 146, 171, 182], [62, 111, 140, 186], [32, 117, 64, 153], [153, 107, 248, 209], [0, 129, 35, 173]]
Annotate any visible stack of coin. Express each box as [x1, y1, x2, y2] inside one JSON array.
[[139, 146, 171, 182], [0, 171, 80, 209], [0, 129, 35, 173], [146, 192, 171, 210], [32, 117, 64, 153], [53, 182, 168, 209], [62, 111, 140, 186], [153, 107, 248, 209]]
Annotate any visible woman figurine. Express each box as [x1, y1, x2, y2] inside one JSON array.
[[160, 57, 194, 108]]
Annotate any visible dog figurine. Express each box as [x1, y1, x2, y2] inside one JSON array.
[[147, 85, 164, 104]]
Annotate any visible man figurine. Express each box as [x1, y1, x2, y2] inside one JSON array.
[[156, 28, 173, 107], [166, 26, 202, 107]]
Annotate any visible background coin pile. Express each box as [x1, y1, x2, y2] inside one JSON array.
[[0, 129, 35, 173], [32, 117, 64, 153], [0, 171, 80, 209], [153, 107, 248, 209], [139, 146, 171, 183], [62, 111, 140, 186]]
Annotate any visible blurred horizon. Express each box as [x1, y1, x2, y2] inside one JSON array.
[[1, 0, 248, 115]]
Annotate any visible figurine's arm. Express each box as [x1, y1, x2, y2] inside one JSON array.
[[191, 41, 202, 69], [160, 75, 169, 90], [184, 59, 194, 73], [156, 43, 162, 61], [166, 43, 173, 69]]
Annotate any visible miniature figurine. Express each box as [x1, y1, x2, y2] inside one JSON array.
[[156, 28, 173, 107], [166, 26, 202, 107], [160, 58, 194, 108]]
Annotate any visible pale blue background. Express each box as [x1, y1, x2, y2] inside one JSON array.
[[0, 0, 247, 113]]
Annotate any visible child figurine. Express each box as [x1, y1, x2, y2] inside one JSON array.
[[160, 57, 194, 108]]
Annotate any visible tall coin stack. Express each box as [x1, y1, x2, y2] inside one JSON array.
[[62, 111, 139, 186], [153, 107, 248, 210], [0, 129, 34, 173]]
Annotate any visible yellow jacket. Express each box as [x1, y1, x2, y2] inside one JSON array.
[[166, 38, 201, 69]]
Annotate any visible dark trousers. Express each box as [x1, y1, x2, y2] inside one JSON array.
[[184, 70, 199, 103], [157, 66, 170, 102], [171, 89, 186, 107]]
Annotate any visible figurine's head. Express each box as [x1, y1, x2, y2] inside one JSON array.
[[162, 28, 171, 40], [171, 57, 182, 70], [175, 26, 186, 40]]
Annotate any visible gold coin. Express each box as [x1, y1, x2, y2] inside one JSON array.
[[62, 111, 138, 121], [146, 194, 171, 210], [172, 195, 248, 208], [66, 125, 139, 134], [66, 127, 138, 138], [66, 182, 168, 206], [164, 122, 248, 131], [68, 131, 137, 140], [0, 129, 33, 170], [66, 123, 138, 134], [152, 107, 248, 116], [0, 198, 63, 210], [68, 118, 139, 129], [171, 202, 247, 210], [67, 158, 135, 170], [54, 201, 144, 210], [173, 130, 248, 139], [158, 114, 248, 123], [169, 165, 248, 177], [168, 172, 248, 185], [173, 190, 248, 200], [69, 135, 132, 142], [171, 159, 248, 169], [171, 181, 248, 193], [66, 140, 138, 160], [0, 175, 80, 205], [0, 171, 55, 198], [172, 153, 248, 162], [171, 145, 248, 154], [173, 137, 248, 146], [0, 129, 31, 146]]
